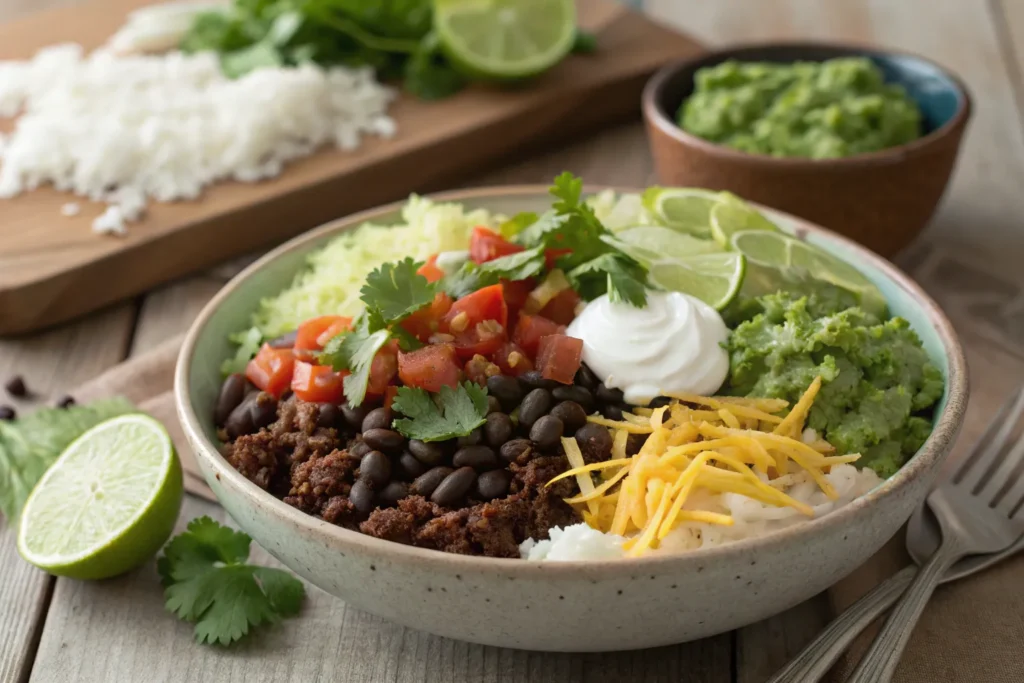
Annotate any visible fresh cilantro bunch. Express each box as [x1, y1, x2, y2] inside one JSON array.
[[391, 381, 488, 442], [319, 257, 434, 406], [159, 517, 306, 646]]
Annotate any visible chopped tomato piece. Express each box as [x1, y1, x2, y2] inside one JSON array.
[[464, 354, 500, 386], [444, 284, 507, 330], [452, 320, 507, 359], [470, 226, 524, 263], [544, 248, 572, 269], [366, 343, 399, 396], [296, 316, 351, 351], [291, 360, 348, 403], [501, 278, 534, 320], [512, 314, 564, 356], [397, 343, 462, 392], [246, 344, 295, 397], [539, 288, 581, 326], [314, 317, 354, 348], [401, 292, 453, 343], [417, 255, 445, 283], [491, 341, 534, 377], [536, 334, 583, 385], [383, 385, 399, 411]]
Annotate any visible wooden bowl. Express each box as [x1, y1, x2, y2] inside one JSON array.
[[642, 43, 972, 256]]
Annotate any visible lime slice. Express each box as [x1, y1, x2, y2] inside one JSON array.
[[434, 0, 576, 81], [615, 225, 723, 260], [709, 195, 780, 248], [641, 187, 721, 238], [730, 230, 887, 316], [647, 252, 746, 310], [18, 414, 183, 580]]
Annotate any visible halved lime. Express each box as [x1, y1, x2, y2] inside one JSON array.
[[709, 195, 780, 248], [730, 230, 887, 316], [647, 252, 746, 310], [434, 0, 576, 81], [18, 414, 182, 580], [615, 225, 723, 260], [641, 187, 720, 238]]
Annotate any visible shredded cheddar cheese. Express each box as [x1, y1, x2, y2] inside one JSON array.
[[547, 377, 861, 557]]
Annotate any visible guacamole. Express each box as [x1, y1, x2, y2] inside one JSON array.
[[725, 292, 944, 477], [679, 57, 923, 159]]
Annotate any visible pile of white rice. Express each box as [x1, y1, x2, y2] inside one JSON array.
[[521, 464, 882, 561], [0, 44, 396, 235]]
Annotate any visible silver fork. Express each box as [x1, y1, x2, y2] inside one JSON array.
[[845, 386, 1024, 683]]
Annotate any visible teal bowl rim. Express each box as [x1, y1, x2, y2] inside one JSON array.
[[175, 184, 969, 572]]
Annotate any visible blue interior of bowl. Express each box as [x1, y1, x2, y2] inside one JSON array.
[[870, 54, 962, 134]]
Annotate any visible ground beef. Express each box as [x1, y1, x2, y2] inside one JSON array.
[[284, 449, 359, 515]]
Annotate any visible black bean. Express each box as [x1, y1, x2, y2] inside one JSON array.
[[430, 467, 477, 507], [475, 469, 512, 501], [595, 383, 624, 404], [486, 375, 522, 411], [519, 370, 557, 390], [483, 412, 513, 447], [349, 480, 375, 516], [626, 433, 648, 456], [341, 402, 371, 430], [550, 401, 588, 432], [530, 415, 564, 450], [316, 403, 341, 429], [362, 428, 405, 453], [648, 396, 673, 409], [518, 388, 553, 428], [575, 364, 599, 391], [412, 467, 453, 497], [377, 481, 409, 507], [214, 373, 247, 426], [552, 385, 594, 412], [349, 440, 372, 460], [396, 452, 428, 480], [0, 405, 15, 421], [601, 404, 624, 421], [56, 395, 76, 409], [457, 428, 482, 448], [486, 396, 503, 415], [361, 407, 393, 432], [576, 423, 613, 462], [250, 392, 278, 430], [408, 439, 446, 466], [359, 450, 392, 488], [267, 330, 297, 349], [452, 445, 499, 471], [225, 394, 257, 439], [4, 375, 27, 398], [499, 438, 533, 463]]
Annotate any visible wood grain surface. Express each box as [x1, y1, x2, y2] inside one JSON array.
[[3, 1, 1024, 682], [0, 0, 704, 336]]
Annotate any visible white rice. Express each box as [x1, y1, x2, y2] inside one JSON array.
[[520, 464, 883, 560], [0, 44, 396, 235]]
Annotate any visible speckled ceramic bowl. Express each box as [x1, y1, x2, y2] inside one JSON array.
[[175, 187, 967, 652]]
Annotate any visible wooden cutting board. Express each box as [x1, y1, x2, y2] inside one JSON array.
[[0, 0, 703, 335]]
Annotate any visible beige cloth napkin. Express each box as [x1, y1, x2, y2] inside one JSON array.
[[77, 340, 1024, 678]]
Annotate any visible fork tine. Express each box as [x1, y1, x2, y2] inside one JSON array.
[[978, 434, 1024, 504], [996, 442, 1024, 516], [956, 387, 1024, 491]]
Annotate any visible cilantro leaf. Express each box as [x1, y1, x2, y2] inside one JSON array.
[[404, 31, 466, 100], [499, 211, 539, 239], [361, 257, 437, 321], [569, 253, 649, 307], [440, 262, 499, 300], [479, 246, 546, 281], [0, 398, 136, 521], [391, 382, 489, 442], [159, 517, 305, 646], [220, 326, 263, 375], [318, 314, 392, 407]]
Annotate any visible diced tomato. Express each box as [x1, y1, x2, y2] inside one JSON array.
[[491, 341, 534, 377], [417, 255, 445, 283], [246, 344, 296, 397], [464, 354, 500, 386], [539, 288, 581, 326], [314, 317, 354, 348], [291, 360, 348, 403], [512, 314, 564, 356], [398, 343, 462, 392], [501, 278, 534, 320], [296, 315, 351, 351], [544, 248, 572, 269], [536, 334, 583, 385], [444, 284, 507, 330], [401, 292, 453, 343], [470, 226, 524, 263], [366, 343, 399, 396], [383, 385, 399, 411]]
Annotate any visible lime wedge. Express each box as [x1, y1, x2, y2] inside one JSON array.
[[18, 414, 182, 580], [647, 252, 746, 310], [615, 225, 724, 260], [641, 187, 721, 238], [434, 0, 576, 81], [709, 195, 780, 248], [730, 230, 887, 316]]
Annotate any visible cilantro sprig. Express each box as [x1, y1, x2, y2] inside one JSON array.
[[391, 381, 489, 442], [440, 246, 546, 299], [159, 517, 305, 646]]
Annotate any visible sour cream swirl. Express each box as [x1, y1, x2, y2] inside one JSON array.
[[566, 291, 730, 404]]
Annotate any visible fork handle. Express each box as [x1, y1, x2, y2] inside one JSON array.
[[845, 542, 960, 683], [764, 567, 916, 683]]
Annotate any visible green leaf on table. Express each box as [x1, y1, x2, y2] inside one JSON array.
[[391, 381, 489, 442]]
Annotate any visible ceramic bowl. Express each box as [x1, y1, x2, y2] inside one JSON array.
[[642, 43, 972, 257], [175, 187, 967, 652]]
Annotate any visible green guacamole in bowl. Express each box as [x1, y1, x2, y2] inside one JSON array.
[[679, 57, 923, 159]]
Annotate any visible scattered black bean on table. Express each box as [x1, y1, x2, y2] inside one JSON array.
[[4, 375, 27, 398], [56, 395, 76, 409], [0, 405, 15, 421]]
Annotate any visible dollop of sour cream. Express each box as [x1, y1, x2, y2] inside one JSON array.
[[566, 291, 730, 404]]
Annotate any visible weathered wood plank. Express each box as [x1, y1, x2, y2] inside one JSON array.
[[0, 303, 136, 683]]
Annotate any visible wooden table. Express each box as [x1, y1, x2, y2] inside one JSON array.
[[3, 1, 1024, 681]]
